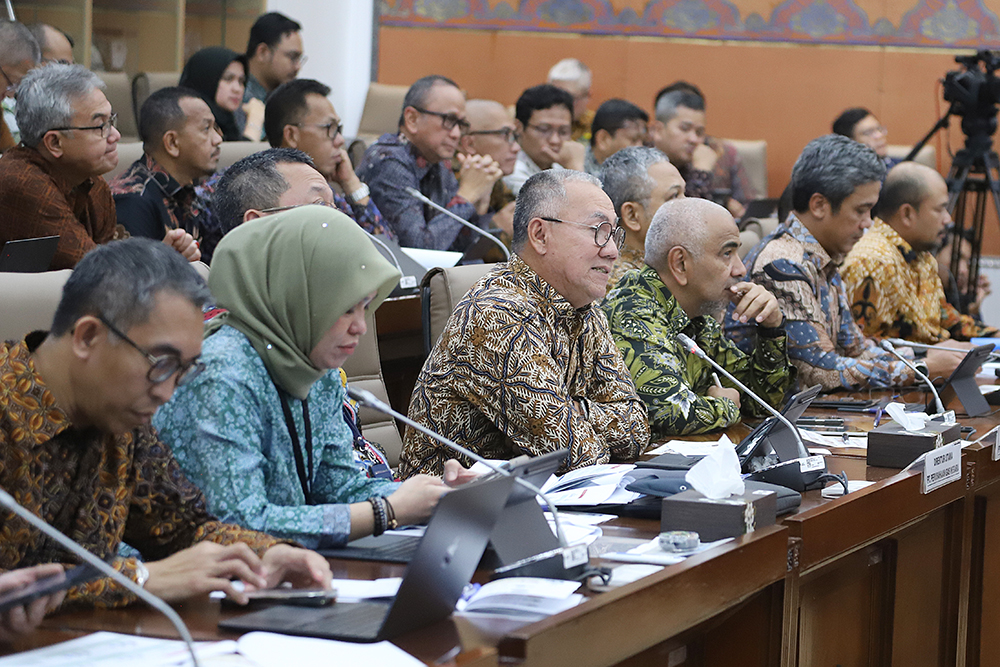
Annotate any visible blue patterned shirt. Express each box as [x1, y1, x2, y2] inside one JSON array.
[[153, 325, 398, 548], [724, 214, 914, 390], [355, 133, 482, 251]]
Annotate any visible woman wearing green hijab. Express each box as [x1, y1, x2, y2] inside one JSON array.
[[154, 206, 464, 547]]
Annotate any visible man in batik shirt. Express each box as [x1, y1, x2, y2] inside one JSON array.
[[0, 239, 330, 610], [605, 198, 794, 436], [399, 170, 649, 477], [724, 135, 964, 390], [842, 162, 998, 343], [599, 146, 685, 294]]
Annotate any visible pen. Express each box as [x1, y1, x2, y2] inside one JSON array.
[[712, 372, 723, 389]]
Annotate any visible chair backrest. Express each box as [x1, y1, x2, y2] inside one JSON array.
[[340, 315, 404, 466], [420, 264, 495, 355], [217, 141, 269, 171], [0, 270, 71, 342], [104, 141, 144, 182], [726, 139, 767, 197], [738, 229, 761, 260], [886, 144, 936, 169], [132, 72, 181, 127], [96, 71, 138, 142], [356, 83, 408, 145]]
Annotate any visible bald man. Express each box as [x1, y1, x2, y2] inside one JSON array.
[[458, 99, 520, 240], [603, 197, 795, 436], [843, 162, 998, 343], [28, 24, 74, 64]]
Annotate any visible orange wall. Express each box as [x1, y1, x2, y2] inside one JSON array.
[[378, 27, 1000, 253]]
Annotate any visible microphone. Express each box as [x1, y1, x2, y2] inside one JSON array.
[[0, 488, 202, 667], [358, 227, 417, 290], [345, 387, 589, 577], [675, 333, 828, 491], [880, 339, 945, 415], [401, 186, 511, 261]]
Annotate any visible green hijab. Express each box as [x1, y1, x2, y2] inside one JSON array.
[[208, 206, 401, 399]]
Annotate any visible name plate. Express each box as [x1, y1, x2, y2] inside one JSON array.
[[994, 428, 1000, 462], [923, 441, 962, 494]]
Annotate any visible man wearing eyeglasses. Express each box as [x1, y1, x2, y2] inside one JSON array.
[[0, 21, 42, 152], [110, 87, 222, 256], [264, 79, 390, 237], [399, 170, 649, 478], [356, 75, 503, 251], [604, 197, 794, 437], [832, 107, 900, 170], [243, 13, 304, 140], [0, 238, 332, 613], [504, 84, 582, 196], [457, 99, 521, 244], [0, 64, 200, 270]]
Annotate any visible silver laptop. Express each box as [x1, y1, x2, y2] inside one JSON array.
[[219, 473, 515, 643]]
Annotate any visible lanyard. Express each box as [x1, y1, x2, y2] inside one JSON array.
[[278, 392, 314, 505]]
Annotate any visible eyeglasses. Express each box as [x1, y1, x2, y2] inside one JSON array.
[[278, 50, 307, 66], [526, 123, 573, 140], [296, 121, 343, 141], [410, 106, 471, 134], [465, 127, 521, 144], [858, 125, 887, 138], [98, 315, 205, 386], [540, 216, 625, 249], [49, 113, 118, 139], [258, 199, 335, 214]]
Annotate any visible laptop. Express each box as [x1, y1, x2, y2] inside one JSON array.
[[220, 473, 515, 643], [637, 384, 822, 472], [0, 236, 59, 273], [320, 449, 568, 565], [937, 343, 996, 416], [370, 234, 429, 297]]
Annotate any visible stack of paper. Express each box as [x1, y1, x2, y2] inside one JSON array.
[[539, 464, 640, 506], [455, 577, 584, 621]]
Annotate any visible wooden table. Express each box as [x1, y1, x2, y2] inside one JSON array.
[[7, 388, 1000, 667]]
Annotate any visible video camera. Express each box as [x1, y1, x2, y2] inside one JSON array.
[[943, 50, 1000, 152]]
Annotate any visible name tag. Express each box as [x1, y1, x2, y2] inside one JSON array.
[[923, 441, 961, 494], [562, 544, 589, 568], [798, 456, 825, 473]]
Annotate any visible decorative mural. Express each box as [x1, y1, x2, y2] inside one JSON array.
[[379, 0, 1000, 48]]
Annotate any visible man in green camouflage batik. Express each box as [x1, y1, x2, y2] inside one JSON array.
[[603, 197, 796, 436]]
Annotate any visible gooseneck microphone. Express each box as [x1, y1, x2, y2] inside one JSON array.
[[880, 339, 945, 415], [676, 333, 808, 458], [0, 488, 201, 667], [346, 386, 568, 548], [401, 186, 511, 261]]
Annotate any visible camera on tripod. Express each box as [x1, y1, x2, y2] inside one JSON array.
[[942, 50, 1000, 152]]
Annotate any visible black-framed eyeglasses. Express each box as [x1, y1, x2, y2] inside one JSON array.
[[49, 112, 118, 139], [526, 123, 572, 140], [296, 121, 343, 141], [410, 106, 471, 134], [98, 315, 205, 386], [258, 199, 336, 214], [540, 216, 625, 250], [465, 127, 521, 144]]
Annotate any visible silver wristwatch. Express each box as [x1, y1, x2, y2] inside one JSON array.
[[348, 183, 370, 204]]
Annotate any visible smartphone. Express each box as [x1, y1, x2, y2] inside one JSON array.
[[234, 588, 338, 607], [0, 563, 101, 613]]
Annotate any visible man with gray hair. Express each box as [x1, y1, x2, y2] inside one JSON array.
[[0, 64, 201, 269], [600, 145, 685, 292], [547, 58, 593, 141], [724, 134, 958, 390], [400, 169, 649, 477], [604, 198, 793, 436], [0, 21, 41, 151]]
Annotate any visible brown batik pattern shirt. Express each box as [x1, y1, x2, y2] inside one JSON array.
[[399, 255, 649, 478], [0, 335, 281, 608]]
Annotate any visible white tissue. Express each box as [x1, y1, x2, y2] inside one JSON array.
[[885, 402, 931, 432], [684, 437, 745, 499]]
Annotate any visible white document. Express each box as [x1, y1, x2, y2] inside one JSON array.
[[602, 537, 734, 566], [330, 577, 402, 602], [540, 464, 636, 494], [399, 247, 462, 271], [236, 631, 423, 667], [645, 434, 733, 457], [456, 577, 584, 620], [0, 632, 238, 667]]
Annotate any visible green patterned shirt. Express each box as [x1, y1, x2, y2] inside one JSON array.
[[603, 266, 796, 437]]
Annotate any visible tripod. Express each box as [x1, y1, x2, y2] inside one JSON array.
[[906, 106, 1000, 315]]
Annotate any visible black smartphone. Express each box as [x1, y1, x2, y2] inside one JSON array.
[[0, 563, 101, 613]]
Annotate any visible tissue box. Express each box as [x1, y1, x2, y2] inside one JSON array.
[[660, 488, 777, 541], [866, 421, 961, 469]]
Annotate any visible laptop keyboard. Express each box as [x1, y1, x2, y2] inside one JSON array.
[[301, 601, 390, 640], [321, 536, 421, 563]]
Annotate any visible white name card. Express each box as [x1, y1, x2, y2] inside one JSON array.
[[923, 441, 962, 494], [994, 427, 1000, 462]]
